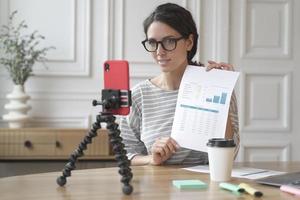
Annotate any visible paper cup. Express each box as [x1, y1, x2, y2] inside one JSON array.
[[207, 138, 236, 182]]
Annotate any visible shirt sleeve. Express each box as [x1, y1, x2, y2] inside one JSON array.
[[229, 91, 240, 158], [119, 98, 147, 160]]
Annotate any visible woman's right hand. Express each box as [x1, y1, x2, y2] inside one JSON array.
[[149, 137, 180, 165]]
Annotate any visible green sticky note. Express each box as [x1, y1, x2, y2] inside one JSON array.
[[172, 180, 207, 189]]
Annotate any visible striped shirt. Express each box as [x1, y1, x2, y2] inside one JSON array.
[[120, 79, 240, 165]]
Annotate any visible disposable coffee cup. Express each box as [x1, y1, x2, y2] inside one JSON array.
[[207, 138, 236, 182]]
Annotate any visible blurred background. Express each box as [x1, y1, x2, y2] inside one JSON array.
[[0, 0, 299, 177]]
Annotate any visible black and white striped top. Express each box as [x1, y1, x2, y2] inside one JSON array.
[[120, 79, 240, 165]]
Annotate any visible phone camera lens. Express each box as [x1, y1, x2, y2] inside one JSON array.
[[104, 63, 110, 71]]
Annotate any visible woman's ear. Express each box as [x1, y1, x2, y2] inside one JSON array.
[[186, 34, 194, 51]]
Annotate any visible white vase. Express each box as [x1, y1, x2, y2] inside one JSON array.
[[2, 84, 31, 128]]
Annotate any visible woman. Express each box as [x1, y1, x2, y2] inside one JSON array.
[[120, 3, 239, 166]]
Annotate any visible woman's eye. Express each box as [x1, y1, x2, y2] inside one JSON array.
[[164, 39, 175, 45], [148, 40, 157, 46]]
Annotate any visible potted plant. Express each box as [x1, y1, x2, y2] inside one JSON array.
[[0, 11, 54, 128]]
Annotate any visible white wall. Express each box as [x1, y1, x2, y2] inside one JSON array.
[[230, 0, 300, 161], [0, 0, 299, 161], [0, 0, 208, 128]]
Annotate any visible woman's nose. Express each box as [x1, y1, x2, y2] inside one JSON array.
[[156, 43, 166, 55]]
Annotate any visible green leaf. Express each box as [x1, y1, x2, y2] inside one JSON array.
[[0, 10, 55, 85]]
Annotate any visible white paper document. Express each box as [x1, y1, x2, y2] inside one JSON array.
[[171, 66, 240, 152], [183, 165, 286, 180]]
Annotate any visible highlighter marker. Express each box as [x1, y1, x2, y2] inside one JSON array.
[[239, 183, 263, 197], [219, 183, 245, 193], [280, 185, 300, 196]]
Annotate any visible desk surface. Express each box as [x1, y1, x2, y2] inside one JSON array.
[[1, 162, 300, 200]]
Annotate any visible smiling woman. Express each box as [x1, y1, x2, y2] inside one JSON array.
[[119, 3, 240, 166]]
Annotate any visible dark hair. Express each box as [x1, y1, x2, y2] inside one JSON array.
[[143, 3, 203, 66]]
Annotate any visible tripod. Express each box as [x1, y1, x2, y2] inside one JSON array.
[[56, 89, 133, 195]]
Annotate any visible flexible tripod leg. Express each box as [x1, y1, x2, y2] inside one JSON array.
[[103, 114, 133, 194], [56, 113, 133, 195], [56, 117, 101, 186]]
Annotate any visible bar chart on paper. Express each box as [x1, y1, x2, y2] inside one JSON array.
[[171, 66, 240, 152], [180, 83, 230, 111], [206, 92, 228, 105], [177, 84, 232, 140]]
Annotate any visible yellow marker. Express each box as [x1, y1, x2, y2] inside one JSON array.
[[239, 183, 263, 197]]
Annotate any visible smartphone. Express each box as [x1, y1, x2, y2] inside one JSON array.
[[103, 60, 130, 115]]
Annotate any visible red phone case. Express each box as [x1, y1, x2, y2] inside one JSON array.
[[103, 60, 130, 115]]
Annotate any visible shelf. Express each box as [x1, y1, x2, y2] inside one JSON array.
[[0, 128, 114, 160]]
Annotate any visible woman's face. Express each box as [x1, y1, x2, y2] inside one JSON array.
[[146, 21, 193, 73]]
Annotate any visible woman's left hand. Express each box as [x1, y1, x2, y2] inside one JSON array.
[[206, 60, 234, 71]]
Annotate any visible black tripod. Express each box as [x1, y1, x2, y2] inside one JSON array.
[[56, 89, 133, 195]]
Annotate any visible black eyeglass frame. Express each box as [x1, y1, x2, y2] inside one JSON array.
[[141, 36, 185, 52]]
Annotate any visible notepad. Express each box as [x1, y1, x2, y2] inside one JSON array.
[[172, 180, 207, 189]]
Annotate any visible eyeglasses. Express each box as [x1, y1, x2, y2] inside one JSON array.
[[141, 36, 185, 52]]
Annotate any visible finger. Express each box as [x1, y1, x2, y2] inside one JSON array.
[[162, 137, 179, 152], [208, 60, 217, 64], [206, 63, 221, 71], [219, 62, 234, 71], [154, 146, 165, 157], [156, 142, 171, 156], [162, 144, 171, 156], [153, 141, 168, 155], [155, 137, 176, 156], [206, 64, 215, 71], [170, 138, 180, 149], [165, 141, 176, 154], [152, 141, 165, 157]]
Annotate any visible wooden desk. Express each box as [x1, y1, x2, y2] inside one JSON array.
[[1, 162, 300, 200]]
